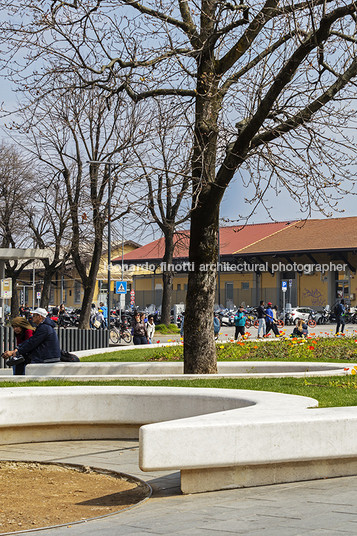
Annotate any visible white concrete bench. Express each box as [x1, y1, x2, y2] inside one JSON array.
[[23, 360, 350, 379], [3, 385, 357, 493]]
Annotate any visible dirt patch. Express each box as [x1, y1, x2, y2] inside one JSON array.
[[0, 461, 150, 534]]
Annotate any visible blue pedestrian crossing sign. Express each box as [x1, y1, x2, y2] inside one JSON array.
[[115, 281, 127, 294], [282, 281, 287, 292]]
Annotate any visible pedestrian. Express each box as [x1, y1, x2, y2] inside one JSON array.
[[90, 303, 97, 329], [213, 314, 221, 339], [234, 305, 246, 340], [147, 315, 155, 343], [257, 300, 266, 339], [2, 307, 61, 366], [336, 299, 346, 335], [99, 302, 108, 328], [93, 308, 105, 329], [132, 311, 149, 345], [180, 313, 185, 338]]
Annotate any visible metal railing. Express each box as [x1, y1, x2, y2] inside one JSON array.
[[0, 326, 109, 369]]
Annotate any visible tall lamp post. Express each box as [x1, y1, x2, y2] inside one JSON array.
[[88, 160, 114, 325]]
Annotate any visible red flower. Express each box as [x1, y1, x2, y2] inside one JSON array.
[[308, 345, 315, 350]]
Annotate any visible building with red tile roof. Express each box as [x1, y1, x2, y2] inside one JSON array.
[[112, 217, 357, 311]]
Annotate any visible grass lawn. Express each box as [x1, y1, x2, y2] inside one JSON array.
[[2, 338, 357, 408], [1, 376, 357, 408]]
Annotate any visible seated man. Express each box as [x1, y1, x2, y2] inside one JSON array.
[[3, 307, 61, 367]]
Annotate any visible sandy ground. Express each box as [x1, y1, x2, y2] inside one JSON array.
[[0, 461, 149, 533]]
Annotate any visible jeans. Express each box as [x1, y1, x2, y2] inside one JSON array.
[[258, 318, 266, 337], [336, 316, 345, 334], [133, 335, 148, 345]]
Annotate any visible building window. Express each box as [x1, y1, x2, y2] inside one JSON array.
[[184, 284, 188, 291], [242, 282, 249, 290], [177, 284, 181, 291], [74, 280, 81, 303]]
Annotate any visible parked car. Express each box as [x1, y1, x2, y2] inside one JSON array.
[[288, 307, 316, 325]]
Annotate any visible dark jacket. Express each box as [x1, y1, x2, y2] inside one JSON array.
[[257, 305, 266, 319], [16, 316, 61, 363]]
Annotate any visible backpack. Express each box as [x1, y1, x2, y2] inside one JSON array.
[[334, 304, 340, 316], [60, 350, 80, 362]]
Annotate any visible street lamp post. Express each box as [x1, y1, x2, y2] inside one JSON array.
[[88, 160, 114, 326]]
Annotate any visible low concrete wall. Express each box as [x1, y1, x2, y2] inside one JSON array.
[[2, 386, 357, 494], [23, 361, 349, 380]]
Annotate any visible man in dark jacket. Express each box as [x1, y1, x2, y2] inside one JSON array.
[[336, 299, 346, 335], [4, 307, 61, 365], [257, 301, 266, 339]]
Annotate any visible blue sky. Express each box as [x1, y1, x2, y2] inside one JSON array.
[[220, 181, 357, 225], [1, 75, 355, 226]]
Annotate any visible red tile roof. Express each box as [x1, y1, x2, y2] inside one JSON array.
[[237, 217, 357, 255], [113, 222, 294, 262], [112, 217, 357, 263]]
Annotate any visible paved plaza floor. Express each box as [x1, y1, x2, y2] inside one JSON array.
[[1, 439, 357, 535]]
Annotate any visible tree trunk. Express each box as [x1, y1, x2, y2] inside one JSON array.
[[74, 237, 103, 329], [184, 196, 220, 374], [161, 232, 174, 326], [80, 284, 97, 328], [40, 269, 52, 309]]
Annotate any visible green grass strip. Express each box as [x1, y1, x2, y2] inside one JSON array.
[[2, 376, 357, 408]]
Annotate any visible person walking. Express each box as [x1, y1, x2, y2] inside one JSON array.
[[234, 305, 246, 340], [257, 301, 266, 339], [336, 299, 346, 335], [147, 315, 156, 343]]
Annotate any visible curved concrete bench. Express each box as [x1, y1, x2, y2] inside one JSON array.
[[3, 385, 357, 493], [22, 360, 352, 380]]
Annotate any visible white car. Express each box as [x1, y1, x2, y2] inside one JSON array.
[[288, 307, 315, 325]]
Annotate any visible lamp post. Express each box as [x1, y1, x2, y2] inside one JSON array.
[[88, 160, 114, 325]]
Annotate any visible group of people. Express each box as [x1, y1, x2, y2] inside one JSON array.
[[2, 307, 61, 375], [234, 301, 283, 340], [90, 302, 108, 329]]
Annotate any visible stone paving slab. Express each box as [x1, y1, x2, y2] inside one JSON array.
[[1, 440, 357, 535]]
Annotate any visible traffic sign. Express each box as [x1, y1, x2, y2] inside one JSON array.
[[37, 292, 41, 299], [115, 281, 127, 294], [282, 281, 287, 293], [0, 279, 12, 299], [130, 289, 135, 297], [288, 279, 292, 287]]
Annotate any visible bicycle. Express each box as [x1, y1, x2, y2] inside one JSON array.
[[109, 325, 132, 344]]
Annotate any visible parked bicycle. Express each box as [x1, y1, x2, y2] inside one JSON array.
[[109, 316, 132, 344]]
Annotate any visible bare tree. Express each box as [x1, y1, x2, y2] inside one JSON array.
[[0, 141, 35, 317], [10, 78, 146, 327], [134, 100, 192, 325], [1, 2, 357, 369], [24, 170, 72, 309]]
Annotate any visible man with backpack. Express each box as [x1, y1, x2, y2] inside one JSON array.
[[335, 299, 346, 335]]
